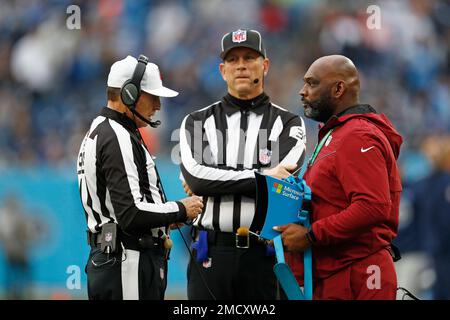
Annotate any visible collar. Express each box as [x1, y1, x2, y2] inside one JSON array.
[[335, 104, 377, 118], [100, 107, 138, 132], [321, 104, 377, 131], [221, 92, 271, 115]]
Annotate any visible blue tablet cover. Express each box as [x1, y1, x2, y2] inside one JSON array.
[[254, 173, 305, 240]]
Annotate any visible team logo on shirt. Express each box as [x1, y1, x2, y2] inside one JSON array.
[[105, 232, 112, 242], [259, 148, 272, 165], [232, 29, 247, 43]]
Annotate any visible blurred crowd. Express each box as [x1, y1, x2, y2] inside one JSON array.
[[1, 0, 449, 167], [0, 0, 449, 299], [0, 193, 46, 299]]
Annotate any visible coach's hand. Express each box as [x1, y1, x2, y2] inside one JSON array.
[[264, 164, 297, 180], [182, 181, 194, 196], [273, 223, 310, 252], [180, 195, 203, 220]]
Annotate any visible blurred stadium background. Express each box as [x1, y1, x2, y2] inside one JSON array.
[[0, 0, 449, 300]]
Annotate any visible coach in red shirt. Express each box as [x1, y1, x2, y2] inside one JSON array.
[[273, 55, 403, 300]]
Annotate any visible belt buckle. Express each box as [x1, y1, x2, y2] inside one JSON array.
[[235, 232, 249, 249]]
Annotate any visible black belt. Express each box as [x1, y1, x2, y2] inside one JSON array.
[[206, 230, 265, 247], [87, 230, 164, 251]]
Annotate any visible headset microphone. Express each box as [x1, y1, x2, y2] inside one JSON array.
[[253, 78, 259, 84], [128, 106, 162, 128], [149, 120, 161, 128], [120, 55, 163, 129]]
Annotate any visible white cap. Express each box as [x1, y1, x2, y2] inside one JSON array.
[[107, 55, 178, 98]]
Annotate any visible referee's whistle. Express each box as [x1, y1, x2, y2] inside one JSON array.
[[236, 227, 250, 249], [163, 235, 173, 249]]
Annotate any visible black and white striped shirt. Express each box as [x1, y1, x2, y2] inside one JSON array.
[[77, 107, 186, 238], [180, 93, 306, 233]]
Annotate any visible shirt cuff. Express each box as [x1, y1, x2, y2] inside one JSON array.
[[308, 225, 318, 245], [175, 201, 187, 222]]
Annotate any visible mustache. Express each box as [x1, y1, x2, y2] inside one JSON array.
[[301, 98, 315, 107]]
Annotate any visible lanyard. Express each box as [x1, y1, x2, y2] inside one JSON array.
[[308, 129, 333, 167], [273, 177, 313, 300]]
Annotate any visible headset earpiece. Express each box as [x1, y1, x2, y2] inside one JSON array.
[[120, 55, 148, 109], [121, 79, 140, 108]]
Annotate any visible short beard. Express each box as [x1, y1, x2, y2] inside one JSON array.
[[303, 93, 335, 123]]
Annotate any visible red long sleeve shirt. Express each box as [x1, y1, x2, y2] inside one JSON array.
[[289, 105, 403, 281]]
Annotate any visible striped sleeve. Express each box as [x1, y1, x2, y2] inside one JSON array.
[[100, 120, 186, 234], [180, 114, 257, 198], [275, 114, 307, 173]]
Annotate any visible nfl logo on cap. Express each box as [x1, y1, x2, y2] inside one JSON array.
[[232, 29, 247, 43], [220, 28, 266, 59]]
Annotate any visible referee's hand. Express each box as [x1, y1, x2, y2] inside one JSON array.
[[263, 164, 297, 180], [180, 195, 203, 220]]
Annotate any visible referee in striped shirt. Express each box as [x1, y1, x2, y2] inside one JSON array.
[[77, 55, 203, 300], [180, 29, 307, 299]]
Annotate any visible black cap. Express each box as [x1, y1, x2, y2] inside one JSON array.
[[220, 29, 266, 60]]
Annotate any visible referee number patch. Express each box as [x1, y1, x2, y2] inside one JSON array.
[[289, 126, 305, 141]]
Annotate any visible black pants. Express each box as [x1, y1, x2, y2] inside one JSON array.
[[187, 243, 280, 300], [86, 245, 167, 300]]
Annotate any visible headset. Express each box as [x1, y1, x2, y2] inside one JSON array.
[[120, 54, 161, 128]]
